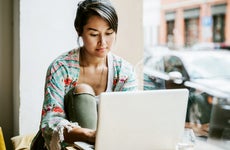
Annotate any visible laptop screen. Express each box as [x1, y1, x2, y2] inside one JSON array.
[[95, 89, 189, 150]]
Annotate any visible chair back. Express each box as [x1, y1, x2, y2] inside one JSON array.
[[0, 127, 6, 150]]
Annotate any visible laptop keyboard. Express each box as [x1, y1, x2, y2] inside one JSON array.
[[74, 141, 95, 150]]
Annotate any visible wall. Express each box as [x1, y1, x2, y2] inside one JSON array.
[[113, 0, 143, 65], [0, 0, 13, 149], [19, 0, 78, 135], [18, 0, 143, 135], [112, 0, 143, 88]]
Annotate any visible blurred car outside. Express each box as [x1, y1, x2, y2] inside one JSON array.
[[191, 42, 230, 51], [219, 43, 230, 50], [144, 45, 170, 63], [143, 49, 230, 127], [191, 42, 217, 51]]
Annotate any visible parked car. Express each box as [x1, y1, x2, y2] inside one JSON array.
[[191, 42, 216, 51], [144, 49, 230, 124], [191, 42, 230, 51]]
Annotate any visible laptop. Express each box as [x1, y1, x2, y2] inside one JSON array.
[[74, 89, 189, 150]]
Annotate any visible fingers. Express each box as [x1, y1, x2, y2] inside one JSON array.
[[185, 122, 209, 137]]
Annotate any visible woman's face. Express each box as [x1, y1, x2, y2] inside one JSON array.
[[81, 15, 116, 58]]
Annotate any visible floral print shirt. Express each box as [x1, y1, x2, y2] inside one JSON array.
[[40, 48, 138, 149]]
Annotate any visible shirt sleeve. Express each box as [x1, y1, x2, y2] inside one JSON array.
[[120, 64, 138, 91], [112, 56, 139, 91], [40, 61, 79, 149]]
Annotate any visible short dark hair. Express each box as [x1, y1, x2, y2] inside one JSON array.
[[74, 0, 118, 36]]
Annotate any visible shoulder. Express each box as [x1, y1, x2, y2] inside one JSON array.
[[110, 52, 134, 71], [109, 52, 136, 81], [52, 48, 79, 65], [109, 53, 138, 91], [47, 48, 80, 75]]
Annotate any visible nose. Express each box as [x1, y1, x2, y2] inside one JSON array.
[[98, 35, 106, 46]]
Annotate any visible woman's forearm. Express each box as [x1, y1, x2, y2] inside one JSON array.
[[63, 127, 96, 144]]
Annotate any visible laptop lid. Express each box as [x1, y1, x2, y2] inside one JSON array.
[[95, 89, 189, 150]]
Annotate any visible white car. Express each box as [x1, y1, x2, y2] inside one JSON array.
[[144, 49, 230, 124]]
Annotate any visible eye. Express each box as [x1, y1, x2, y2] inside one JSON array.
[[90, 33, 98, 37], [106, 31, 114, 36]]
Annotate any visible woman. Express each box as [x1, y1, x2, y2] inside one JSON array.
[[31, 0, 138, 149]]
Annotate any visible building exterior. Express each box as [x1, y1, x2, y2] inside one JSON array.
[[143, 0, 161, 48], [159, 0, 230, 49]]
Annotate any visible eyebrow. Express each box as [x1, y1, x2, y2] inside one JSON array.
[[87, 27, 113, 32]]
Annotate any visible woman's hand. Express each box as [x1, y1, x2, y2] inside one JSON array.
[[185, 122, 209, 137], [64, 127, 96, 144]]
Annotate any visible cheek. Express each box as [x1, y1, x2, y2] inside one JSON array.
[[82, 37, 96, 46], [107, 36, 116, 45]]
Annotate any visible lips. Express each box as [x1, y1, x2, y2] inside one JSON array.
[[97, 47, 106, 51]]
